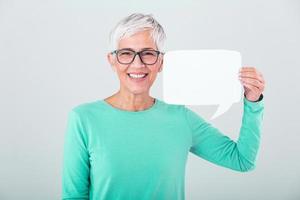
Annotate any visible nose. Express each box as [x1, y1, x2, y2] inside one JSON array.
[[130, 54, 145, 68]]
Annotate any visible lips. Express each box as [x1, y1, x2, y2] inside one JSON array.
[[127, 73, 149, 77], [127, 73, 149, 81], [127, 72, 149, 75]]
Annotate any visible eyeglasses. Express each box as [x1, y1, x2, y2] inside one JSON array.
[[111, 48, 164, 65]]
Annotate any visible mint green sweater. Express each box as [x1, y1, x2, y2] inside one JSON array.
[[62, 96, 264, 200]]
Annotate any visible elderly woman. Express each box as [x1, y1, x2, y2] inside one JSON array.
[[62, 13, 265, 200]]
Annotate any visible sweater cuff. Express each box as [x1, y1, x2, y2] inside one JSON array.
[[243, 94, 264, 112]]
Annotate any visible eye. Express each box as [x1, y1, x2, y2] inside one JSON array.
[[141, 51, 157, 56], [118, 50, 134, 56]]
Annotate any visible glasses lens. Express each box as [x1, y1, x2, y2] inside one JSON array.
[[117, 50, 135, 64], [140, 50, 159, 64]]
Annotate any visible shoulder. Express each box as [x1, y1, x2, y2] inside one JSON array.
[[157, 99, 208, 132], [156, 99, 202, 124], [69, 99, 104, 119], [158, 99, 195, 117], [156, 98, 186, 114]]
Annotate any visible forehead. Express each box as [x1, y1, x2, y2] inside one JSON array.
[[117, 30, 157, 50]]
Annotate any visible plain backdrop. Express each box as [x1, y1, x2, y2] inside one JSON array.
[[0, 0, 299, 199]]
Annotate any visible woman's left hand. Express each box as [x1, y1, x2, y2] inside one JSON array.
[[239, 66, 265, 102]]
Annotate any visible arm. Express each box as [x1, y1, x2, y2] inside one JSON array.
[[62, 109, 90, 199], [186, 94, 264, 172]]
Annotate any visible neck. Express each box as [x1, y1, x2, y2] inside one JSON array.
[[105, 90, 155, 112]]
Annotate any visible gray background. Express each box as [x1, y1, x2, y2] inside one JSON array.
[[0, 0, 299, 199]]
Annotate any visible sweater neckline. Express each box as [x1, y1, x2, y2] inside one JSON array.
[[99, 97, 161, 114]]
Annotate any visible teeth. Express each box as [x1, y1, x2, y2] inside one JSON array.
[[128, 73, 147, 78]]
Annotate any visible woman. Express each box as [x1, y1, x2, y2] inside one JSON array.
[[62, 13, 265, 200]]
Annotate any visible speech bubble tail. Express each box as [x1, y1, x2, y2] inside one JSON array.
[[210, 103, 232, 120]]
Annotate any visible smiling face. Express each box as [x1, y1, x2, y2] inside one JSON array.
[[107, 30, 164, 96]]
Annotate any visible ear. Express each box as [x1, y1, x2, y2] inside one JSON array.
[[107, 53, 117, 72], [158, 57, 164, 72]]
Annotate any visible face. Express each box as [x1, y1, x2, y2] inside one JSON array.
[[107, 30, 164, 96]]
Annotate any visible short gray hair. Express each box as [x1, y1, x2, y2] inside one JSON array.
[[109, 13, 166, 52]]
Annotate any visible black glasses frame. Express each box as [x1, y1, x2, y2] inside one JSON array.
[[111, 48, 164, 65]]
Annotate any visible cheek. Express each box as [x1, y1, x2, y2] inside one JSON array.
[[148, 70, 159, 81], [121, 72, 129, 81], [115, 66, 128, 78]]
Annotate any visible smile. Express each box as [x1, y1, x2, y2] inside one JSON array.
[[127, 73, 149, 82], [127, 73, 148, 78]]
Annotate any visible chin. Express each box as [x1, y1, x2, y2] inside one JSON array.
[[128, 87, 149, 95]]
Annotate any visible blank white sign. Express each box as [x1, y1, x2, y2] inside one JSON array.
[[162, 49, 243, 119]]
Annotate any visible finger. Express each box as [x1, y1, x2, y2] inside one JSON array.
[[240, 78, 264, 91], [239, 66, 256, 72], [243, 83, 260, 94], [240, 67, 263, 77], [239, 72, 264, 83], [239, 74, 264, 84], [240, 67, 266, 84], [239, 75, 264, 85], [240, 77, 262, 87], [240, 77, 265, 88]]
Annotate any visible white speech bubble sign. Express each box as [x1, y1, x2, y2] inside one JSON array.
[[162, 49, 243, 120]]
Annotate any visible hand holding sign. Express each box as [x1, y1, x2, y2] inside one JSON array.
[[239, 67, 265, 102]]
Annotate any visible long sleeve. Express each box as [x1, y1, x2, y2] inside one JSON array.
[[185, 95, 264, 172], [62, 109, 90, 199]]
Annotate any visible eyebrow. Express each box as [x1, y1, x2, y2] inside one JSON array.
[[119, 47, 157, 51]]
